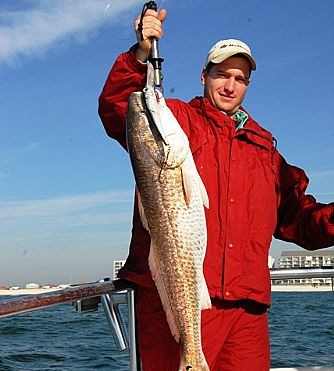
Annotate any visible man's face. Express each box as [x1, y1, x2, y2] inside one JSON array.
[[201, 56, 251, 116]]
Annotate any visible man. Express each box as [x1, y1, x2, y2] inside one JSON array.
[[98, 8, 334, 371]]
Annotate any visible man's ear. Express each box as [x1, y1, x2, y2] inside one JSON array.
[[201, 68, 207, 86]]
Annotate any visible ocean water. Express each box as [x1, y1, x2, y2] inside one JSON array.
[[0, 292, 333, 370]]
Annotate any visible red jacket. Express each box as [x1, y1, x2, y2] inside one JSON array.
[[98, 49, 334, 306]]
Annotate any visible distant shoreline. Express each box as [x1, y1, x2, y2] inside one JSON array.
[[0, 285, 333, 297], [0, 288, 62, 296], [271, 285, 333, 292]]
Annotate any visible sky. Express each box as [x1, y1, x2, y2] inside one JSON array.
[[1, 0, 334, 286]]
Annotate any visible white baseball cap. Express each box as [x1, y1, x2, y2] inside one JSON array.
[[205, 39, 256, 70]]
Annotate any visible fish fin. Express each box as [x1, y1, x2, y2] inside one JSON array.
[[178, 354, 186, 371], [200, 273, 212, 310], [148, 244, 180, 343], [196, 172, 209, 209], [178, 350, 210, 371], [181, 159, 193, 207], [137, 191, 149, 231], [181, 156, 210, 209]]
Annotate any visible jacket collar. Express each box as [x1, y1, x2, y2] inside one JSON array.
[[189, 96, 275, 152]]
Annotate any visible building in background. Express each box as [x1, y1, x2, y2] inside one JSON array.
[[279, 250, 334, 269], [273, 250, 334, 287], [268, 255, 275, 269], [113, 260, 126, 280], [25, 283, 40, 289]]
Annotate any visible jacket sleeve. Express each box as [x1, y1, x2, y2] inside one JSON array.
[[274, 151, 334, 250], [98, 47, 147, 149]]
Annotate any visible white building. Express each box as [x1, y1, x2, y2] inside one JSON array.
[[268, 255, 275, 269], [25, 283, 40, 289], [275, 250, 334, 286], [279, 250, 334, 269], [113, 260, 126, 280]]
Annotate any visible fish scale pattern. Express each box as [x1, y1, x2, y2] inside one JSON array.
[[127, 90, 211, 370]]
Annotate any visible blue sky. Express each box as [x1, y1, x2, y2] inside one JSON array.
[[1, 0, 334, 286]]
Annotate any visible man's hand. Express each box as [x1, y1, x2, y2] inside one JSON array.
[[134, 8, 167, 63]]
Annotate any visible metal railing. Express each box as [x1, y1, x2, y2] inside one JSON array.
[[0, 278, 138, 369], [1, 268, 334, 371]]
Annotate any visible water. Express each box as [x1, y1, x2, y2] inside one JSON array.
[[1, 292, 334, 370], [269, 292, 334, 368]]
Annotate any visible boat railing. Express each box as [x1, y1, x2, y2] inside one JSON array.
[[0, 277, 138, 370], [1, 268, 334, 371]]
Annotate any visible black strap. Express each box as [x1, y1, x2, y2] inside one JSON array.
[[137, 1, 158, 41]]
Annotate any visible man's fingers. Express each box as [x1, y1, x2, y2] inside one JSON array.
[[133, 7, 167, 61], [157, 8, 167, 22], [135, 16, 163, 40]]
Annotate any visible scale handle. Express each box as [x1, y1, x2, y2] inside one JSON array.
[[143, 1, 164, 89]]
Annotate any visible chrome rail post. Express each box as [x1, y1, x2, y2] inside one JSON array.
[[100, 291, 128, 351], [127, 288, 138, 371], [99, 279, 138, 370]]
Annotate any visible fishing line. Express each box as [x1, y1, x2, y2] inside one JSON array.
[[156, 0, 166, 13], [104, 1, 146, 41], [104, 1, 111, 15]]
